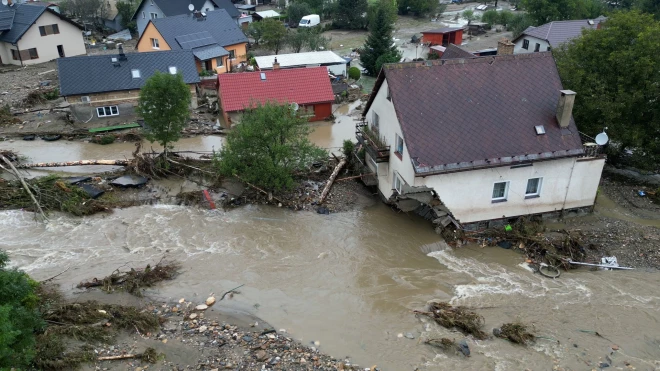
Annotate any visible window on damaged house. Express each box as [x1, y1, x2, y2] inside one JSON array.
[[534, 43, 540, 52], [522, 39, 529, 50], [228, 50, 236, 59], [96, 106, 119, 117], [393, 173, 404, 194], [492, 181, 509, 202], [394, 133, 404, 159], [372, 111, 379, 130], [39, 24, 60, 36], [525, 177, 542, 198], [151, 38, 159, 48], [11, 49, 19, 60]]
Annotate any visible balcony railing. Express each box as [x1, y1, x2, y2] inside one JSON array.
[[579, 132, 605, 157], [356, 121, 390, 162]]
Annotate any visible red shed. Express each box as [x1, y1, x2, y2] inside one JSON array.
[[217, 66, 335, 127], [421, 27, 464, 47]]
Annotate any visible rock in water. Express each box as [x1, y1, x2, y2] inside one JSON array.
[[492, 327, 502, 337], [405, 332, 415, 339], [458, 339, 470, 357], [195, 304, 208, 311], [189, 313, 198, 319], [206, 296, 216, 306]]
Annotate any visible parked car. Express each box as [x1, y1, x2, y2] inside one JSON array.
[[299, 14, 320, 27]]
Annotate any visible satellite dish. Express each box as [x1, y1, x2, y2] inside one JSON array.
[[1, 0, 8, 6], [595, 131, 609, 145], [188, 3, 194, 11], [291, 102, 299, 111]]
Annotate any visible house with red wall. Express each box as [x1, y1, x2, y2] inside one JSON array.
[[421, 27, 463, 47], [217, 65, 334, 127]]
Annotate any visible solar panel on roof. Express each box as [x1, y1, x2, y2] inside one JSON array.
[[175, 31, 215, 49]]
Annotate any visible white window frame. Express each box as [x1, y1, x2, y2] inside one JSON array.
[[395, 133, 404, 156], [131, 69, 141, 78], [96, 105, 119, 118], [492, 181, 509, 202], [80, 96, 90, 103], [525, 177, 543, 198], [393, 172, 403, 194], [151, 38, 159, 49], [372, 111, 379, 130], [150, 12, 158, 19], [168, 66, 177, 74]]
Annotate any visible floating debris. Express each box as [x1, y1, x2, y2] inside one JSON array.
[[493, 322, 535, 345], [416, 302, 488, 339]]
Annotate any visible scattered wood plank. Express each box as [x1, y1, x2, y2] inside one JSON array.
[[1, 155, 47, 221], [319, 158, 347, 204]]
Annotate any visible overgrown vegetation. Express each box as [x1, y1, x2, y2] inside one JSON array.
[[0, 250, 44, 368], [398, 0, 445, 17], [554, 11, 660, 170], [116, 0, 138, 33], [417, 302, 488, 339], [348, 66, 361, 80], [334, 0, 368, 29], [215, 102, 326, 191]]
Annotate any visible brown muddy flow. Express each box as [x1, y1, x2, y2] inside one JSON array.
[[2, 202, 660, 370]]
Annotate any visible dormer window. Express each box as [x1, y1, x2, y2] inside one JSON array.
[[131, 69, 141, 78]]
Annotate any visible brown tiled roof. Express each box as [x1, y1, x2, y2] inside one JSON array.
[[363, 52, 584, 174], [440, 43, 475, 60]]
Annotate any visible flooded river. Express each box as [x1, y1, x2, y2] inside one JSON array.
[[2, 114, 660, 370]]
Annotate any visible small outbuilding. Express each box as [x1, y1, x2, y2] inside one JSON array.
[[254, 51, 348, 76], [421, 27, 463, 47], [217, 66, 334, 126]]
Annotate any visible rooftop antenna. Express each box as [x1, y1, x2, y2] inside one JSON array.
[[1, 0, 8, 6], [291, 102, 299, 111], [595, 127, 609, 145], [188, 3, 194, 11]]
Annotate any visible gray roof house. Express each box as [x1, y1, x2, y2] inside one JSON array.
[[131, 0, 245, 36], [58, 48, 200, 121], [512, 16, 606, 54], [1, 2, 85, 66], [136, 9, 248, 74]]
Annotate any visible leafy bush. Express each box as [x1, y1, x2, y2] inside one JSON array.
[[342, 139, 355, 159], [99, 134, 116, 145], [481, 10, 499, 27], [42, 88, 60, 100], [348, 66, 361, 80], [0, 250, 44, 368], [498, 10, 514, 26]]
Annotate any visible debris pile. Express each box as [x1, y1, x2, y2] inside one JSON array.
[[493, 322, 535, 345], [416, 302, 488, 340], [77, 261, 181, 297]]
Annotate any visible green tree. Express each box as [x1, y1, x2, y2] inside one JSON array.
[[367, 0, 397, 28], [137, 72, 192, 152], [287, 28, 311, 52], [462, 9, 479, 25], [116, 0, 138, 33], [507, 13, 535, 38], [398, 0, 444, 17], [637, 0, 660, 19], [481, 9, 499, 27], [261, 18, 288, 54], [306, 28, 331, 51], [287, 2, 312, 26], [361, 1, 402, 75], [0, 250, 44, 369], [216, 102, 326, 191], [247, 21, 265, 44], [498, 10, 514, 26], [334, 0, 368, 29], [348, 66, 361, 80], [520, 0, 605, 25], [554, 11, 660, 168], [298, 0, 323, 13]]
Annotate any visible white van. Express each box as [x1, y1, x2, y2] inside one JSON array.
[[299, 14, 320, 27]]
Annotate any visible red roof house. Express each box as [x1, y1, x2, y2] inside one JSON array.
[[217, 66, 335, 126]]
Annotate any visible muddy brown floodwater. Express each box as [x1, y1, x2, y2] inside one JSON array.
[[2, 202, 660, 370]]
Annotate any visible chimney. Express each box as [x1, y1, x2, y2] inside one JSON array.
[[556, 90, 576, 128], [497, 38, 514, 55], [272, 57, 280, 70], [117, 43, 127, 61]]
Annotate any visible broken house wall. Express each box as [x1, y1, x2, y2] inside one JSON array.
[[415, 156, 605, 224], [1, 10, 86, 66], [65, 85, 198, 122]]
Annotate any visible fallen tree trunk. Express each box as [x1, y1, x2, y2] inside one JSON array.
[[319, 158, 347, 204], [1, 155, 48, 221], [16, 159, 131, 168]]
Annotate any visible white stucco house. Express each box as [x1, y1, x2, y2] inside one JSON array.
[[513, 16, 606, 54], [0, 1, 85, 66], [359, 52, 606, 230]]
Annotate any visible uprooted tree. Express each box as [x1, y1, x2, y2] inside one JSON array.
[[215, 102, 326, 191], [136, 71, 192, 153]]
